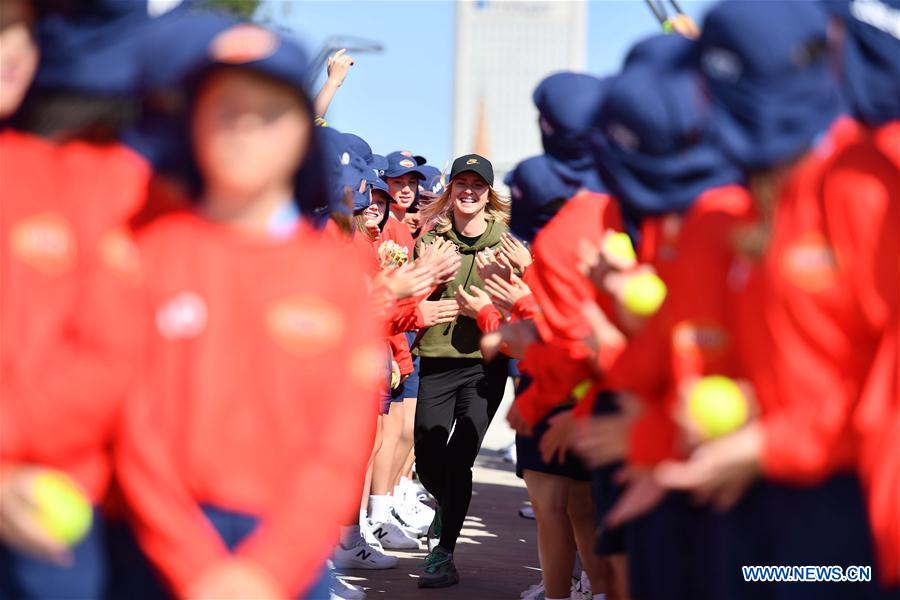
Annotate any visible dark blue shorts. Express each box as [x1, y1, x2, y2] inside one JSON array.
[[515, 375, 591, 482], [590, 391, 627, 555], [106, 505, 333, 600], [1, 508, 107, 599], [625, 475, 880, 600], [391, 331, 420, 401]]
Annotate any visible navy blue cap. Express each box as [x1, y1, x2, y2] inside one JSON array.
[[383, 151, 426, 179], [505, 155, 586, 243], [417, 165, 446, 195], [125, 12, 332, 225], [369, 177, 390, 197], [532, 72, 610, 191], [594, 67, 741, 225], [346, 164, 372, 213], [342, 133, 389, 174], [624, 33, 696, 72], [699, 0, 843, 170], [35, 0, 189, 95], [822, 0, 900, 125]]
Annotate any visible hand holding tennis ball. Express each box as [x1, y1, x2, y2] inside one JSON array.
[[601, 232, 637, 268], [33, 472, 92, 547], [620, 271, 667, 317], [687, 376, 749, 439]]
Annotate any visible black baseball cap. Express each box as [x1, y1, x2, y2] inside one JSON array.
[[448, 153, 494, 187]]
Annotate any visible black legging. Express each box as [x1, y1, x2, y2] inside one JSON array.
[[414, 357, 509, 552]]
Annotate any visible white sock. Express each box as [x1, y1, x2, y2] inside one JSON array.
[[546, 596, 569, 600], [358, 509, 367, 527], [339, 525, 361, 549], [368, 494, 392, 523]]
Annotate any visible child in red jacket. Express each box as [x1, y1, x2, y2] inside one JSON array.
[[1, 3, 150, 598], [114, 17, 382, 600]]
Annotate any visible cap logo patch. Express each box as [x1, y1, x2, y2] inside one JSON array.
[[266, 294, 344, 357], [209, 24, 279, 65], [702, 47, 743, 83], [851, 0, 900, 40], [340, 152, 350, 166], [607, 122, 640, 152], [466, 158, 479, 165], [9, 212, 76, 276], [399, 159, 415, 168]]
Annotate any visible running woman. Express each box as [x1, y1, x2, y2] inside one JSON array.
[[412, 153, 511, 588]]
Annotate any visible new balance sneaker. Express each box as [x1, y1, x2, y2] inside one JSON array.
[[393, 496, 434, 536], [417, 546, 459, 588], [332, 538, 398, 570], [368, 515, 420, 550], [330, 576, 366, 599], [361, 520, 384, 552], [426, 506, 443, 552]]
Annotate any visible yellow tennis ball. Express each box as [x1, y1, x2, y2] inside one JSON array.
[[32, 472, 92, 547], [603, 232, 637, 265], [391, 370, 400, 390], [571, 379, 593, 402], [621, 272, 667, 316], [687, 376, 749, 439]]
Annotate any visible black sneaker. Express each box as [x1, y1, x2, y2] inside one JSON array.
[[417, 545, 459, 588], [426, 506, 443, 552]]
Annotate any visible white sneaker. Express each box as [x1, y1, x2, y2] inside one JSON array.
[[569, 575, 593, 600], [502, 441, 517, 463], [520, 578, 545, 599], [333, 539, 399, 570], [368, 515, 420, 550], [393, 497, 434, 536], [519, 506, 536, 519], [330, 576, 366, 599], [360, 520, 384, 551], [579, 571, 592, 595]]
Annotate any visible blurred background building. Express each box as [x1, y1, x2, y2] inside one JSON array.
[[452, 0, 586, 185]]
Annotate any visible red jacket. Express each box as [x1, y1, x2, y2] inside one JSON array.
[[597, 185, 755, 465], [731, 124, 899, 583], [514, 192, 626, 426], [1, 131, 148, 502], [116, 212, 382, 597]]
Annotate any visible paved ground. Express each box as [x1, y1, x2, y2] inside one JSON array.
[[338, 380, 543, 599]]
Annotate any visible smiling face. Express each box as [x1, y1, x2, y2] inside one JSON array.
[[449, 171, 489, 219], [192, 68, 310, 204], [364, 189, 388, 227], [386, 173, 419, 211], [0, 0, 38, 119]]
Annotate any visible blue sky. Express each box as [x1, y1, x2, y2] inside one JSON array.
[[259, 0, 715, 165]]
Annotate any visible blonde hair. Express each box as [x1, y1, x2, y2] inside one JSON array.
[[420, 182, 511, 235]]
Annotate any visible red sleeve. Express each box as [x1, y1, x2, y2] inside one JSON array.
[[515, 342, 595, 426], [627, 400, 679, 467], [389, 333, 413, 376], [388, 296, 422, 335], [511, 294, 539, 322], [476, 304, 503, 333], [116, 372, 232, 597], [235, 251, 382, 597]]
